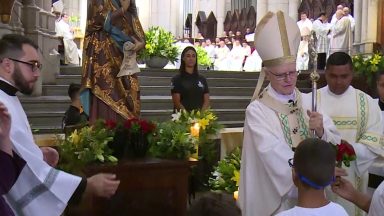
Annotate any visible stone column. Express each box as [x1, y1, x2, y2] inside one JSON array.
[[216, 0, 226, 37], [169, 0, 179, 37], [366, 0, 378, 42], [353, 0, 362, 44], [288, 0, 300, 21], [257, 0, 268, 23], [360, 0, 368, 43]]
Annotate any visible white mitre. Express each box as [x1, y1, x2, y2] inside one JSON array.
[[252, 11, 301, 100]]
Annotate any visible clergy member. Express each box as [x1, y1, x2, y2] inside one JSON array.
[[239, 11, 341, 216], [305, 52, 384, 216], [55, 13, 80, 65], [0, 34, 120, 216], [328, 9, 352, 56]]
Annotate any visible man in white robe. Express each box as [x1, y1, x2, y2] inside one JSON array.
[[297, 12, 313, 35], [214, 40, 230, 70], [55, 13, 80, 65], [313, 12, 331, 70], [239, 11, 341, 216], [243, 49, 262, 72], [227, 40, 245, 71], [305, 52, 384, 216], [343, 7, 355, 32], [329, 9, 352, 56], [330, 4, 345, 25], [0, 34, 120, 216]]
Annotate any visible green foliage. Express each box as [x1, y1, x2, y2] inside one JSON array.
[[149, 109, 222, 161], [57, 120, 117, 174], [139, 26, 179, 64], [196, 46, 212, 67], [353, 53, 384, 85], [209, 147, 241, 193], [149, 121, 197, 159]]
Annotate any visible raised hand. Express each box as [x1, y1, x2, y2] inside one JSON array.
[[0, 102, 12, 155]]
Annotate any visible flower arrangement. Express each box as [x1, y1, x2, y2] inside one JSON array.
[[57, 120, 117, 174], [196, 46, 212, 67], [138, 26, 179, 64], [149, 109, 222, 160], [208, 147, 241, 193], [353, 53, 384, 85], [334, 140, 356, 167]]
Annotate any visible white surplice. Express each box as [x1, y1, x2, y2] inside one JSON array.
[[243, 49, 262, 72], [0, 79, 82, 216], [227, 45, 245, 71], [214, 46, 230, 70], [239, 85, 341, 216], [307, 86, 384, 216], [328, 16, 352, 56], [55, 19, 80, 65], [297, 19, 313, 35]]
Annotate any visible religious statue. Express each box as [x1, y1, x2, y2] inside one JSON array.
[[81, 0, 145, 122]]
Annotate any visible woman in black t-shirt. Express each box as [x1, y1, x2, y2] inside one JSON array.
[[171, 46, 210, 112]]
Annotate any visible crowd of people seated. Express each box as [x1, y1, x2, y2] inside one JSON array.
[[177, 29, 262, 72]]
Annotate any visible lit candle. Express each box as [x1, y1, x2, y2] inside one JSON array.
[[233, 191, 238, 200], [190, 123, 200, 159], [190, 122, 200, 137]]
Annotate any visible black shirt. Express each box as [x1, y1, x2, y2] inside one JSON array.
[[63, 105, 89, 127], [171, 72, 209, 112]]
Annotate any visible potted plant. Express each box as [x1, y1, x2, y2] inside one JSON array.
[[353, 53, 384, 86], [196, 46, 212, 70], [57, 120, 118, 174], [139, 26, 179, 68]]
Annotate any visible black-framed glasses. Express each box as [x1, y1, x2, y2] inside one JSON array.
[[9, 58, 42, 72], [288, 158, 294, 167], [268, 70, 298, 81]]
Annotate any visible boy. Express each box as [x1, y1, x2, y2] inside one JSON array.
[[277, 138, 348, 215]]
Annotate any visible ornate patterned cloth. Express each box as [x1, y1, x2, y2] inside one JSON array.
[[82, 0, 145, 121]]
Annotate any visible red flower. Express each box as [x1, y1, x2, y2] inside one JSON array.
[[335, 141, 356, 167], [105, 119, 117, 129], [124, 118, 139, 129], [139, 120, 156, 134]]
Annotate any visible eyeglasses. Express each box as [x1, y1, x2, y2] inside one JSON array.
[[269, 70, 298, 81], [9, 58, 42, 72]]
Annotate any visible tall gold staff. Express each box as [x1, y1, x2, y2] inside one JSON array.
[[308, 30, 320, 137]]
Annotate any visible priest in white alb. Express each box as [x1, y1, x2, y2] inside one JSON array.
[[328, 9, 352, 56], [239, 11, 341, 216], [0, 34, 120, 216], [303, 52, 384, 216]]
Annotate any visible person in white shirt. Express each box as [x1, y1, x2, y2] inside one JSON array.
[[312, 12, 331, 70], [55, 13, 80, 65], [239, 11, 342, 216], [276, 138, 348, 216], [296, 12, 313, 36], [330, 4, 344, 25], [204, 39, 216, 66]]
